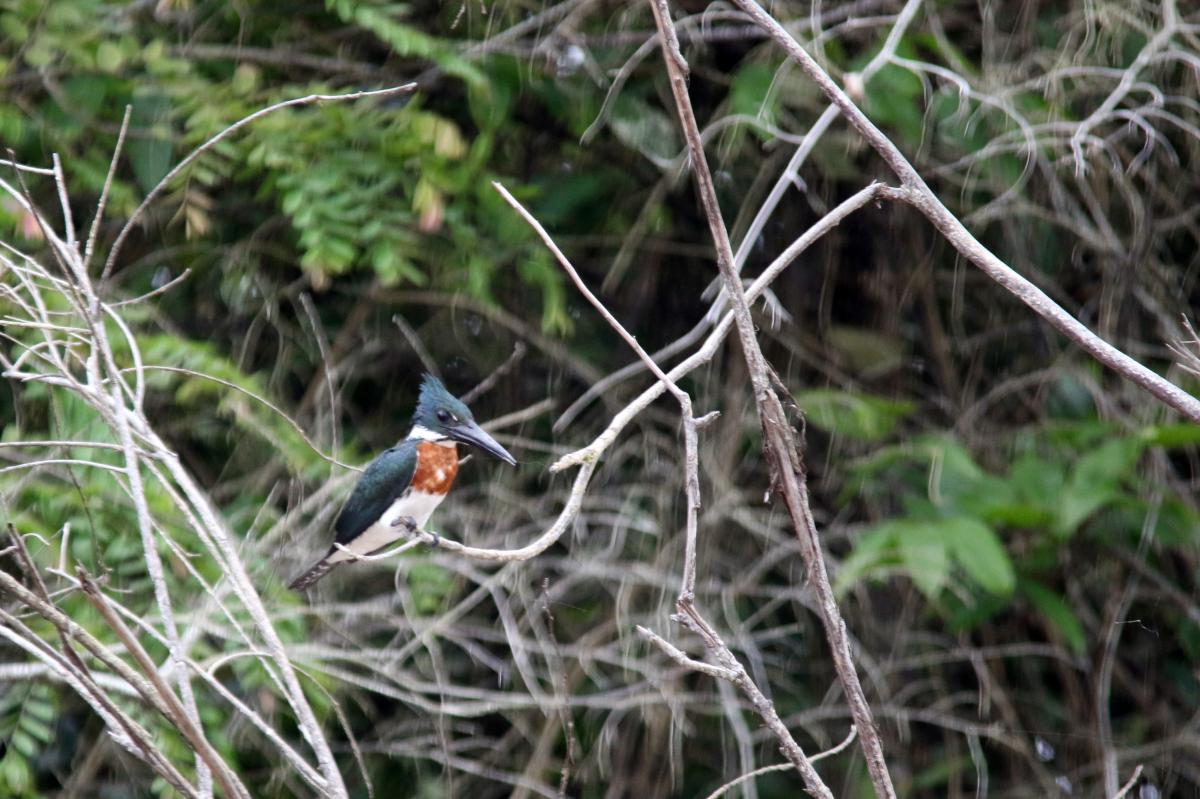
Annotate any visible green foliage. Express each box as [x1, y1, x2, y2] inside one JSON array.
[[0, 0, 576, 333], [610, 96, 679, 165], [137, 334, 334, 476], [326, 0, 483, 86], [842, 422, 1200, 644], [863, 63, 925, 148], [1020, 579, 1086, 656], [0, 683, 55, 798], [794, 388, 914, 441], [836, 515, 1014, 600]]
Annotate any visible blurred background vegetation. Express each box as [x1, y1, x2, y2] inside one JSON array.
[[1, 0, 1199, 796]]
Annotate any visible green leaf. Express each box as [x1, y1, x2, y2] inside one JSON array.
[[9, 730, 36, 758], [897, 522, 951, 598], [794, 389, 914, 441], [944, 517, 1015, 595], [408, 562, 455, 615], [728, 62, 780, 141], [1056, 437, 1144, 536], [0, 751, 31, 794], [1073, 437, 1143, 485], [1021, 580, 1086, 656], [1008, 454, 1065, 508], [826, 325, 907, 377], [863, 63, 925, 147], [610, 97, 678, 165], [834, 523, 900, 596], [95, 41, 125, 73]]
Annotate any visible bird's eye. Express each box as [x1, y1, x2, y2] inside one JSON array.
[[436, 409, 451, 423]]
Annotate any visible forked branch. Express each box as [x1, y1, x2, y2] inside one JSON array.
[[647, 0, 898, 795]]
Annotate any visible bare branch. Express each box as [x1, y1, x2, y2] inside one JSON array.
[[647, 1, 897, 795], [729, 0, 1200, 424], [1111, 764, 1145, 799], [702, 727, 857, 799], [460, 341, 527, 405], [76, 568, 251, 799], [84, 104, 131, 271], [494, 176, 832, 798]]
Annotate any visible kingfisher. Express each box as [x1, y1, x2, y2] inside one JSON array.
[[288, 374, 516, 590]]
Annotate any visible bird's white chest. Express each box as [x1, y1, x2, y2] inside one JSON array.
[[330, 490, 447, 562]]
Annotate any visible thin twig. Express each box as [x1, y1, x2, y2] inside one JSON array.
[[51, 154, 76, 250], [496, 177, 833, 797], [702, 727, 857, 799], [1111, 764, 1144, 799], [299, 292, 341, 457], [84, 105, 131, 271], [729, 0, 1200, 424], [493, 180, 704, 599], [392, 312, 441, 378], [460, 341, 526, 405], [76, 569, 251, 799], [647, 1, 897, 795], [131, 365, 361, 472], [0, 562, 200, 797]]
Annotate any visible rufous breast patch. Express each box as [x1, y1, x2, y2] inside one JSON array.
[[412, 442, 460, 494]]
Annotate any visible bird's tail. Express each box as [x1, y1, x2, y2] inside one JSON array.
[[288, 554, 342, 591]]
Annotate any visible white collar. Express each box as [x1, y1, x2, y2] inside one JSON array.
[[408, 425, 443, 441], [408, 425, 456, 447]]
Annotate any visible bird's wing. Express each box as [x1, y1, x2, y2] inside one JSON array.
[[333, 442, 418, 545]]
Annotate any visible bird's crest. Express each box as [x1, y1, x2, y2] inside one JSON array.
[[413, 374, 473, 429]]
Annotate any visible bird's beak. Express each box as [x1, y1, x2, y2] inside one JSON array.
[[449, 420, 517, 465]]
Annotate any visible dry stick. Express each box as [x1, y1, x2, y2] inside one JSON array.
[[637, 620, 834, 799], [717, 0, 922, 296], [101, 83, 417, 282], [139, 418, 347, 797], [100, 332, 213, 797], [133, 365, 361, 472], [646, 1, 897, 796], [50, 559, 329, 790], [493, 182, 834, 798], [76, 569, 252, 799], [559, 180, 881, 434], [481, 396, 555, 433], [460, 341, 527, 405], [703, 726, 858, 799], [3, 184, 340, 789], [61, 197, 215, 795], [51, 154, 77, 250], [0, 608, 200, 799], [4, 528, 192, 795], [46, 155, 345, 790], [84, 105, 132, 270], [299, 292, 342, 459], [392, 312, 441, 378], [0, 568, 199, 797], [728, 0, 1200, 424], [1111, 764, 1144, 799], [491, 181, 701, 600]]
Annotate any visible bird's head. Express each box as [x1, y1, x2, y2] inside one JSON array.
[[410, 374, 517, 465]]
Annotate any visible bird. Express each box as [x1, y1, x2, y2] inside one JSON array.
[[288, 374, 516, 590]]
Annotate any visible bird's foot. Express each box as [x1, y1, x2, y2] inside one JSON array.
[[391, 515, 418, 533], [425, 531, 440, 548]]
